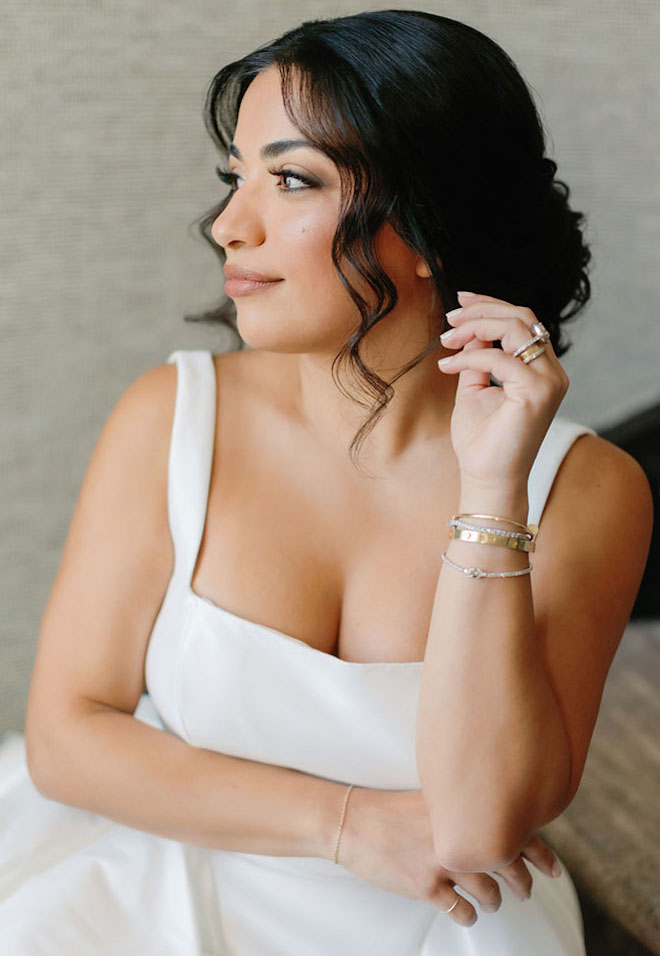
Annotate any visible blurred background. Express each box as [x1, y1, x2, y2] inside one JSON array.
[[1, 2, 658, 952]]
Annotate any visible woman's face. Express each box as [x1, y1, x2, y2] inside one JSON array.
[[211, 65, 434, 359]]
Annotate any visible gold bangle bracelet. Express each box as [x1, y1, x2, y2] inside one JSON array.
[[448, 526, 536, 552], [453, 512, 533, 533]]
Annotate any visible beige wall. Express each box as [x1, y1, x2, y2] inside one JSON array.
[[2, 0, 659, 731]]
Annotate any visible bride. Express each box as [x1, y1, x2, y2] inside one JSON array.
[[4, 9, 651, 955]]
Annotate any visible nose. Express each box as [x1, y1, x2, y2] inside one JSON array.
[[211, 184, 266, 251]]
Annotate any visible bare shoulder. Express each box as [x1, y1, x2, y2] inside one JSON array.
[[548, 431, 652, 519], [80, 358, 180, 501], [533, 429, 653, 664], [539, 430, 653, 576], [110, 359, 178, 440]]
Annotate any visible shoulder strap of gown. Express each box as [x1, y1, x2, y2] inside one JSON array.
[[526, 416, 597, 529], [161, 358, 591, 569], [165, 349, 216, 587]]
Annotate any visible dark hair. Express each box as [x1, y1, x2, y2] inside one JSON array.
[[185, 9, 592, 472]]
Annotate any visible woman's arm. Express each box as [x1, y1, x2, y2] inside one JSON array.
[[416, 481, 567, 872], [417, 436, 651, 874], [417, 293, 653, 873], [23, 361, 342, 861], [29, 699, 344, 859]]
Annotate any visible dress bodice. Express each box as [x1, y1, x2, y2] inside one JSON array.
[[142, 349, 597, 792]]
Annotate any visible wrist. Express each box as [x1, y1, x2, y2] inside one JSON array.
[[329, 783, 365, 866], [317, 781, 357, 862], [457, 481, 529, 527]]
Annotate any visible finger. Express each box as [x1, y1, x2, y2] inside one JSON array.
[[441, 317, 554, 360], [457, 291, 514, 308], [443, 309, 563, 380], [438, 343, 546, 395], [444, 333, 494, 391], [448, 300, 535, 326], [433, 884, 478, 927], [449, 871, 503, 913], [520, 833, 563, 879], [491, 855, 533, 902]]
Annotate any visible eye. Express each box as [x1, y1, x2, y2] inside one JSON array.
[[215, 165, 316, 194], [215, 167, 241, 190]]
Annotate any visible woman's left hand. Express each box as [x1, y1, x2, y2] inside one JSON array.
[[437, 291, 569, 490]]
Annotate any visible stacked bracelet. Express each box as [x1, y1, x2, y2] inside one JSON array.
[[442, 511, 538, 578]]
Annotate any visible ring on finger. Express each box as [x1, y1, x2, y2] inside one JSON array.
[[518, 342, 547, 364], [513, 325, 550, 358], [512, 320, 551, 356], [513, 320, 551, 364]]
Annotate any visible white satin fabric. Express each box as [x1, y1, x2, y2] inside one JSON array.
[[0, 349, 595, 954]]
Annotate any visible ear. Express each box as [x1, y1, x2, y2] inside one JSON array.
[[415, 255, 441, 278]]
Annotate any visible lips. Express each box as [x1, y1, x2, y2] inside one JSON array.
[[224, 274, 283, 297], [224, 265, 281, 282]]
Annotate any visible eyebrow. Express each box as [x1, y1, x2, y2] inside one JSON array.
[[229, 138, 325, 162]]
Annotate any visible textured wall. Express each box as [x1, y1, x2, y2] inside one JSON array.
[[2, 0, 659, 731]]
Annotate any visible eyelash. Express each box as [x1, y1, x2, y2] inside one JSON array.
[[215, 165, 315, 194]]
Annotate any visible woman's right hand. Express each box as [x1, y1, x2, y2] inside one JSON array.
[[337, 787, 563, 927]]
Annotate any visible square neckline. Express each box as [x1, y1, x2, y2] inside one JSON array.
[[166, 350, 596, 670], [171, 349, 424, 668], [185, 581, 425, 667]]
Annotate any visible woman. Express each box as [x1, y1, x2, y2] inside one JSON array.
[[1, 10, 651, 955]]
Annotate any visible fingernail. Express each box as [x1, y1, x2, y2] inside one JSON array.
[[438, 356, 454, 367], [445, 307, 463, 319], [440, 328, 457, 341], [457, 291, 476, 297], [551, 861, 562, 878]]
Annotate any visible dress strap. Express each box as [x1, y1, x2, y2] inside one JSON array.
[[165, 350, 217, 587], [527, 416, 597, 528]]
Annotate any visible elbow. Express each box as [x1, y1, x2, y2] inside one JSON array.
[[24, 713, 70, 801], [433, 836, 517, 875], [431, 812, 527, 874], [24, 731, 53, 798]]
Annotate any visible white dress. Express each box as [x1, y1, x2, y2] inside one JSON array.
[[0, 349, 595, 955]]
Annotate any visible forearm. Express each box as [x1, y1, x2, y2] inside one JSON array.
[[415, 484, 571, 871], [30, 702, 345, 860]]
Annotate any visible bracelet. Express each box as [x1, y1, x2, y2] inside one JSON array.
[[333, 784, 354, 864], [448, 517, 535, 542], [454, 512, 535, 534], [442, 511, 536, 578], [448, 522, 536, 552], [441, 551, 532, 578]]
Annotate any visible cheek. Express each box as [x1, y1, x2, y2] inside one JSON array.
[[279, 209, 333, 251], [279, 214, 347, 292]]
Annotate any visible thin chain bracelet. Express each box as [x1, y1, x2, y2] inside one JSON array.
[[441, 552, 533, 579], [333, 784, 354, 864]]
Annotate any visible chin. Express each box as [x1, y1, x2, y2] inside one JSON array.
[[235, 314, 340, 356]]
